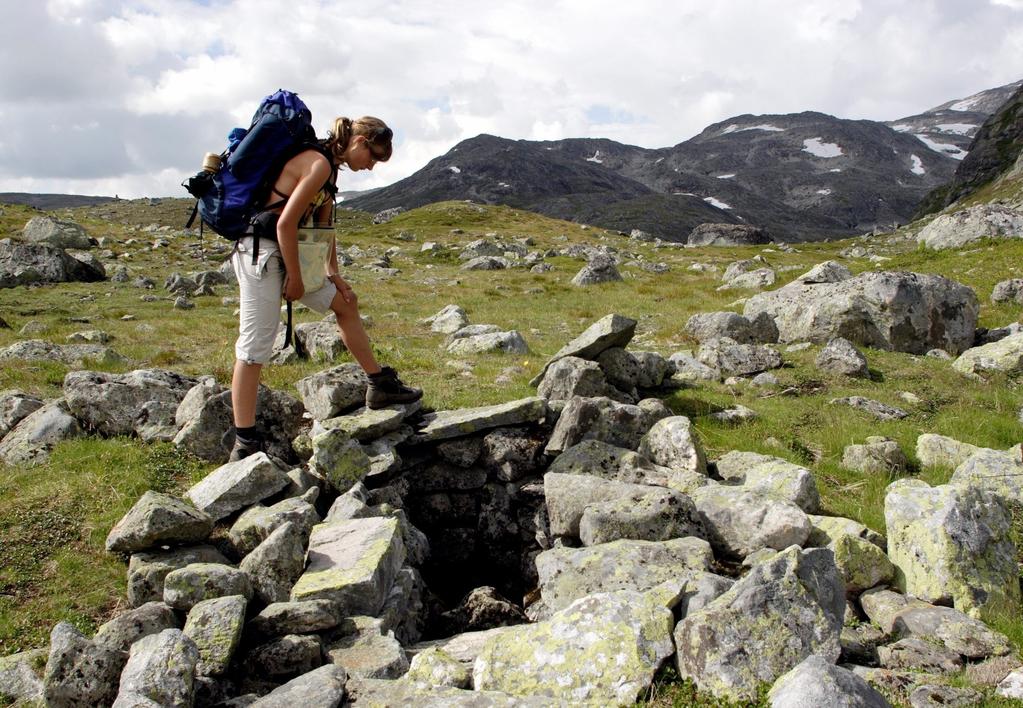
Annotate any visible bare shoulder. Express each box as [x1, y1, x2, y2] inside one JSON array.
[[287, 148, 331, 177]]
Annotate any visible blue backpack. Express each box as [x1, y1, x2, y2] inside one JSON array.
[[184, 89, 330, 239]]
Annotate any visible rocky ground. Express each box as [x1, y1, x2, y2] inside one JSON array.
[[1, 178, 1023, 705]]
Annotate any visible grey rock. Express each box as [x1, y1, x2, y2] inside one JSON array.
[[632, 350, 671, 388], [709, 404, 759, 425], [405, 647, 472, 689], [877, 636, 962, 673], [461, 256, 511, 271], [0, 648, 46, 705], [423, 304, 470, 334], [0, 399, 82, 465], [249, 600, 342, 637], [94, 602, 179, 652], [816, 337, 870, 377], [908, 684, 983, 708], [111, 629, 198, 708], [458, 239, 505, 260], [530, 314, 637, 386], [571, 255, 623, 285], [184, 452, 290, 522], [310, 429, 372, 493], [917, 204, 1023, 250], [229, 489, 320, 556], [678, 572, 734, 617], [688, 223, 770, 246], [767, 654, 890, 707], [163, 562, 253, 610], [685, 311, 778, 344], [842, 437, 910, 474], [536, 356, 610, 402], [793, 260, 853, 284], [372, 207, 405, 224], [690, 486, 811, 559], [0, 390, 43, 437], [240, 522, 307, 605], [721, 267, 776, 290], [637, 415, 707, 476], [63, 368, 198, 438], [410, 397, 547, 443], [23, 216, 93, 249], [0, 240, 105, 287], [183, 595, 247, 677], [668, 351, 721, 382], [595, 347, 642, 393], [714, 450, 821, 513], [438, 586, 527, 635], [544, 472, 676, 538], [244, 634, 322, 679], [545, 439, 675, 486], [0, 340, 125, 366], [830, 396, 908, 420], [950, 447, 1023, 503], [347, 676, 555, 706], [295, 363, 369, 420], [953, 332, 1023, 378], [294, 319, 346, 361], [105, 491, 213, 553], [698, 337, 783, 376], [127, 545, 230, 607], [248, 664, 347, 708], [43, 622, 126, 708], [545, 396, 671, 455], [675, 546, 843, 701], [743, 271, 978, 355], [579, 487, 705, 546], [481, 427, 545, 482], [446, 331, 529, 355], [326, 627, 408, 679], [991, 278, 1023, 304]]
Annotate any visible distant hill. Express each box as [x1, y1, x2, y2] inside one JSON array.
[[0, 193, 116, 210]]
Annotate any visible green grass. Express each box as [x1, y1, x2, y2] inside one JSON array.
[[2, 196, 1023, 700]]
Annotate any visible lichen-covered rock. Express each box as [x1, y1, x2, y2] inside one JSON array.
[[545, 439, 673, 486], [182, 594, 247, 677], [93, 601, 179, 652], [163, 562, 253, 610], [697, 338, 783, 377], [877, 636, 963, 673], [184, 452, 290, 522], [63, 368, 198, 437], [43, 622, 126, 708], [229, 489, 320, 556], [0, 399, 82, 465], [0, 390, 43, 438], [249, 664, 347, 708], [793, 260, 853, 285], [410, 397, 548, 443], [405, 647, 472, 689], [0, 648, 46, 705], [767, 655, 890, 707], [290, 517, 405, 616], [842, 437, 910, 475], [478, 427, 544, 483], [917, 204, 1023, 250], [424, 304, 470, 334], [594, 347, 642, 394], [244, 634, 323, 679], [815, 337, 870, 377], [684, 311, 777, 344], [571, 255, 623, 286], [295, 363, 368, 420], [326, 628, 409, 679], [916, 434, 983, 470], [310, 429, 372, 493], [474, 589, 675, 705], [830, 396, 908, 421], [950, 448, 1023, 503], [249, 600, 343, 637], [713, 450, 821, 513], [347, 676, 557, 706], [579, 487, 705, 546], [318, 406, 409, 442], [690, 486, 811, 559], [675, 546, 843, 701], [23, 215, 93, 249], [637, 415, 707, 476], [885, 479, 1021, 619], [831, 533, 896, 595], [127, 545, 229, 607], [806, 514, 886, 550], [105, 490, 213, 553], [533, 537, 713, 618], [0, 240, 105, 287], [530, 314, 637, 386], [743, 271, 979, 354], [240, 521, 307, 604], [447, 330, 529, 355], [545, 396, 671, 455], [669, 351, 721, 382], [111, 628, 199, 708], [953, 332, 1023, 378], [544, 472, 674, 538]]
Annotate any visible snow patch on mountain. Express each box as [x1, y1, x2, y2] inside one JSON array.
[[802, 138, 843, 158], [704, 197, 732, 210], [449, 165, 461, 174], [586, 151, 604, 164], [935, 123, 979, 136], [950, 94, 984, 111], [914, 134, 968, 160], [817, 189, 832, 195], [910, 155, 926, 175], [717, 174, 736, 179], [721, 123, 786, 135]]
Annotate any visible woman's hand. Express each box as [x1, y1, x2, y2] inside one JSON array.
[[329, 274, 355, 303], [283, 272, 305, 302]]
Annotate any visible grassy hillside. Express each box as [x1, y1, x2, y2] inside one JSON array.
[[1, 197, 1022, 704]]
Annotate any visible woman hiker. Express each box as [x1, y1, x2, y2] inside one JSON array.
[[228, 116, 422, 462]]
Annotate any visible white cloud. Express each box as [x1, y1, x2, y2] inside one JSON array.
[[1, 0, 1022, 197], [992, 0, 1023, 9]]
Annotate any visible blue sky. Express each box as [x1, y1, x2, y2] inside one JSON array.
[[0, 0, 1021, 198]]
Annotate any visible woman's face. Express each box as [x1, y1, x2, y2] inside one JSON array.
[[347, 136, 383, 171]]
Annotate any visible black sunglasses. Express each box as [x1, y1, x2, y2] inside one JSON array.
[[366, 126, 393, 144]]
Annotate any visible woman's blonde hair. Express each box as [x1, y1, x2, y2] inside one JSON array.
[[324, 116, 393, 165]]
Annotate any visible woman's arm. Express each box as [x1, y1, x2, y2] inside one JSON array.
[[276, 152, 332, 301]]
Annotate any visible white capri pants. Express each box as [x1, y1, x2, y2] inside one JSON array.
[[231, 236, 337, 365]]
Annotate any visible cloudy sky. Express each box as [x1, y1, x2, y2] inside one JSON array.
[[1, 0, 1022, 198]]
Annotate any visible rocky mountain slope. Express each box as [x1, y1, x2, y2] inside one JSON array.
[[348, 81, 1022, 242]]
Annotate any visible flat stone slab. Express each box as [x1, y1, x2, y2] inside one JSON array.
[[529, 314, 637, 386], [105, 490, 213, 553], [409, 398, 547, 443], [319, 406, 410, 441], [347, 677, 562, 706], [290, 517, 405, 616], [184, 452, 290, 522]]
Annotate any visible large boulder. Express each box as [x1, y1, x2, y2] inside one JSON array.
[[697, 338, 783, 377], [884, 479, 1021, 620], [637, 416, 707, 476], [184, 452, 290, 522], [545, 396, 671, 455], [240, 522, 307, 604], [411, 398, 547, 444], [111, 628, 199, 708], [544, 472, 679, 538], [767, 655, 891, 707], [950, 447, 1023, 503], [952, 332, 1023, 378], [105, 491, 213, 553], [571, 255, 623, 286], [63, 369, 199, 437], [675, 546, 843, 701], [684, 311, 778, 344], [473, 589, 675, 705], [0, 399, 82, 465], [295, 363, 368, 420], [182, 595, 247, 677], [0, 390, 43, 438], [93, 602, 180, 652], [916, 204, 1023, 250], [163, 563, 253, 610], [127, 545, 230, 607], [579, 488, 705, 546], [713, 451, 821, 513], [530, 314, 637, 386], [0, 340, 125, 367], [690, 486, 811, 559], [43, 622, 126, 708], [743, 271, 979, 354], [250, 664, 348, 707], [22, 216, 93, 249], [688, 223, 770, 246], [535, 356, 610, 401], [0, 239, 105, 288]]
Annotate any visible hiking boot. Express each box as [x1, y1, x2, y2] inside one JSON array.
[[228, 433, 265, 462], [366, 366, 423, 409]]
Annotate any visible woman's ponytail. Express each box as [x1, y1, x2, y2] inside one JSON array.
[[325, 117, 353, 165]]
